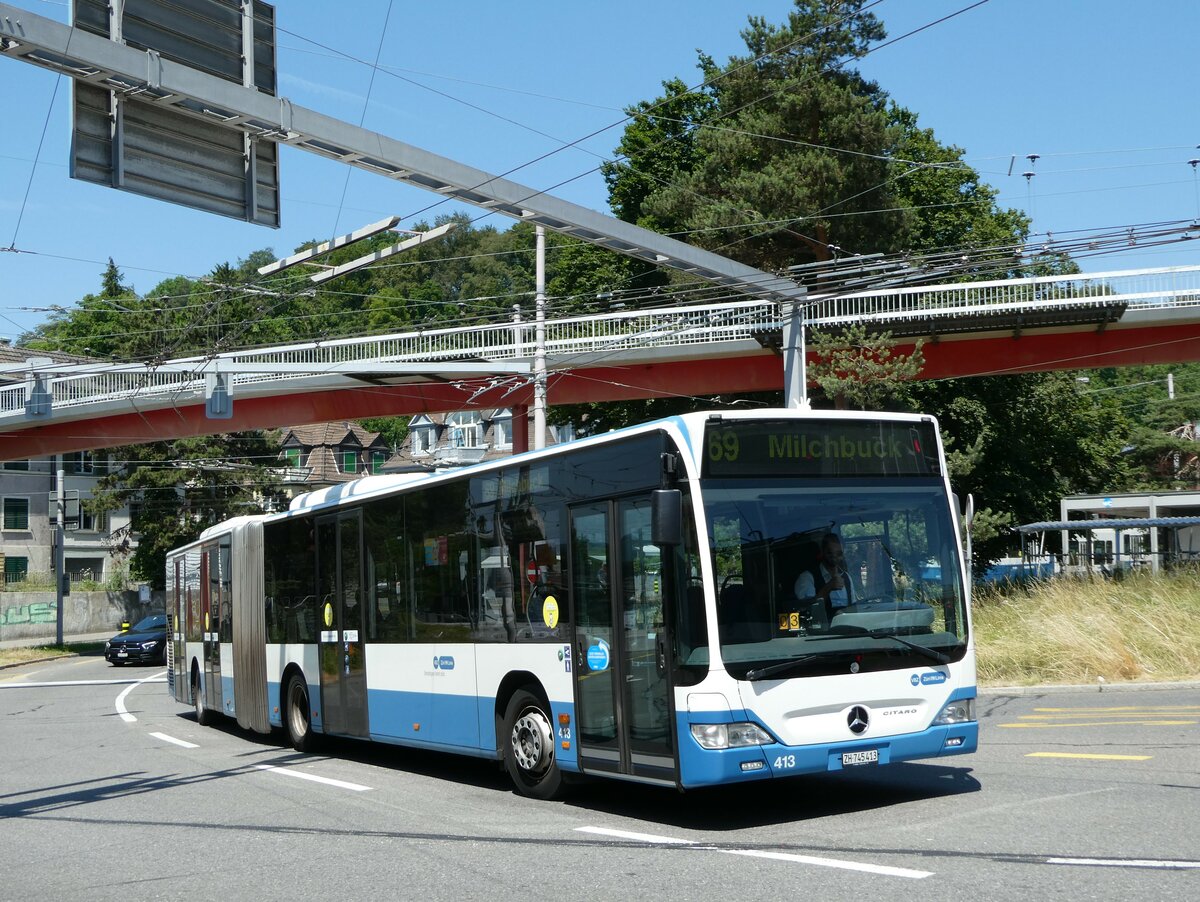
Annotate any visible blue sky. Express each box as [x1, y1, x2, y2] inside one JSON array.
[[1, 0, 1198, 342]]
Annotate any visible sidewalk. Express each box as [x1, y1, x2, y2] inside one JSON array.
[[0, 630, 114, 650]]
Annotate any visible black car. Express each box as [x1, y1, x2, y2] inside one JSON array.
[[105, 613, 168, 666]]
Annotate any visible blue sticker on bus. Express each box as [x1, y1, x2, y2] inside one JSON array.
[[586, 639, 610, 672], [919, 671, 946, 685], [433, 655, 455, 670]]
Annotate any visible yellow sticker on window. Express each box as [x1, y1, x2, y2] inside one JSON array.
[[324, 602, 334, 628], [542, 595, 559, 630]]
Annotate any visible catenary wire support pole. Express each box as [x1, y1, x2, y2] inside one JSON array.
[[55, 463, 64, 646], [781, 299, 810, 410], [533, 225, 547, 450]]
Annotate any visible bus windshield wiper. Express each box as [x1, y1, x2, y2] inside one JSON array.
[[828, 624, 954, 665], [745, 650, 846, 681]]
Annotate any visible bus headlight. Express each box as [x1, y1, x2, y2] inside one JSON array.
[[691, 722, 773, 749], [933, 698, 975, 725]]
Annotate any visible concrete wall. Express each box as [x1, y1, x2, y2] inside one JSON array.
[[0, 589, 165, 642]]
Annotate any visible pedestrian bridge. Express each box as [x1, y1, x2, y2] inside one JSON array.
[[3, 263, 1200, 458]]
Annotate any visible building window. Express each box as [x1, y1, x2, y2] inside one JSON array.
[[342, 451, 358, 474], [65, 451, 95, 475], [447, 412, 481, 448], [3, 460, 29, 471], [3, 497, 30, 530], [492, 412, 513, 449], [283, 448, 301, 468], [412, 427, 435, 455], [79, 507, 108, 532], [371, 451, 387, 474], [3, 556, 28, 585]]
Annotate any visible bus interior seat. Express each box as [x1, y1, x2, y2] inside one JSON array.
[[718, 583, 772, 643]]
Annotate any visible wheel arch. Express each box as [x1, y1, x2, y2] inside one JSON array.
[[494, 671, 547, 755]]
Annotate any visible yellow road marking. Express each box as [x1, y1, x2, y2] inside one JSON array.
[[1026, 752, 1152, 761], [999, 720, 1196, 728], [1017, 712, 1199, 719], [1033, 706, 1200, 713]]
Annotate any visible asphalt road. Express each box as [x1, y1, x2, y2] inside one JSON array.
[[1, 654, 1197, 901]]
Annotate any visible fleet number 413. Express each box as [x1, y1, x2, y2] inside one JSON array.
[[773, 754, 796, 770]]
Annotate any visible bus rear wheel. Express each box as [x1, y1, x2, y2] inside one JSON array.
[[284, 674, 315, 753], [503, 689, 565, 800], [192, 668, 212, 726]]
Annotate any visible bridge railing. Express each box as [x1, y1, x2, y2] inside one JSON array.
[[807, 264, 1200, 324], [0, 300, 781, 416], [4, 264, 1200, 420]]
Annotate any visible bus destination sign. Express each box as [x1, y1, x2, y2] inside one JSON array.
[[702, 419, 941, 478]]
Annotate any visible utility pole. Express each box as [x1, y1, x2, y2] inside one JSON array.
[[533, 226, 547, 450], [782, 300, 810, 410], [55, 461, 65, 646]]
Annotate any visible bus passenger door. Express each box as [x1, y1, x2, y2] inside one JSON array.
[[571, 498, 675, 784], [317, 510, 368, 738], [202, 546, 222, 715]]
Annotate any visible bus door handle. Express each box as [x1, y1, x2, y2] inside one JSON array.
[[655, 635, 667, 677]]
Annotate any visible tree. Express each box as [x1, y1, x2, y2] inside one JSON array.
[[911, 373, 1135, 567], [807, 324, 924, 411], [89, 433, 286, 589]]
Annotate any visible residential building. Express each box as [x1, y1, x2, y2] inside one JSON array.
[[275, 422, 392, 497], [385, 409, 566, 474], [1, 451, 134, 587], [1, 342, 133, 587]]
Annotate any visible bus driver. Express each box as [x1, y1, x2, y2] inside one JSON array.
[[794, 533, 853, 611]]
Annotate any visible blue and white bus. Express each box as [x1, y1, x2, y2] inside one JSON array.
[[167, 409, 977, 798]]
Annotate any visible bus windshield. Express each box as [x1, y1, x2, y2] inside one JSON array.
[[702, 478, 967, 679]]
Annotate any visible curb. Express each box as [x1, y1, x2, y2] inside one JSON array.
[[981, 678, 1200, 696], [0, 652, 80, 671]]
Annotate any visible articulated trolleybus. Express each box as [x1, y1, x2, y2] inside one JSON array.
[[167, 409, 977, 798]]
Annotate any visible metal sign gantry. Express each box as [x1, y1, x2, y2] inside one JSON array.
[[0, 2, 806, 306]]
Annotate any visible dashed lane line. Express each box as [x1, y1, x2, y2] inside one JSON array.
[[1048, 857, 1200, 870], [149, 731, 199, 749], [253, 763, 372, 792], [574, 826, 932, 879]]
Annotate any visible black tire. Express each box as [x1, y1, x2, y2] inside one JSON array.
[[284, 674, 315, 753], [503, 688, 565, 800], [192, 669, 212, 726]]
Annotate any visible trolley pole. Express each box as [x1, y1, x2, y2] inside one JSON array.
[[533, 225, 547, 450]]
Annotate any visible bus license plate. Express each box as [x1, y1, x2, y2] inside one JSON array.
[[842, 749, 878, 766]]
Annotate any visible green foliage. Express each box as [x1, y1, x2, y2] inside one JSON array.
[[807, 324, 924, 411], [912, 373, 1135, 567], [359, 417, 408, 450], [89, 433, 286, 589]]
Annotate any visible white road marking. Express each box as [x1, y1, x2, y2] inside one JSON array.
[[1048, 857, 1200, 870], [575, 826, 697, 845], [114, 670, 167, 723], [575, 827, 931, 879], [253, 763, 371, 792], [0, 678, 167, 688], [150, 731, 199, 749], [722, 848, 932, 879]]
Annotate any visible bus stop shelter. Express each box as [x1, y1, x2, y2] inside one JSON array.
[[1014, 516, 1200, 576]]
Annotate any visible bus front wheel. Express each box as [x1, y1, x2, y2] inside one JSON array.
[[503, 689, 565, 800], [284, 674, 315, 753]]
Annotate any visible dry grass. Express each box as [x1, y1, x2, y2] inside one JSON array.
[[0, 645, 76, 667], [973, 570, 1200, 686]]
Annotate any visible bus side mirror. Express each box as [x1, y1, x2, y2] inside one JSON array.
[[651, 489, 682, 546]]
